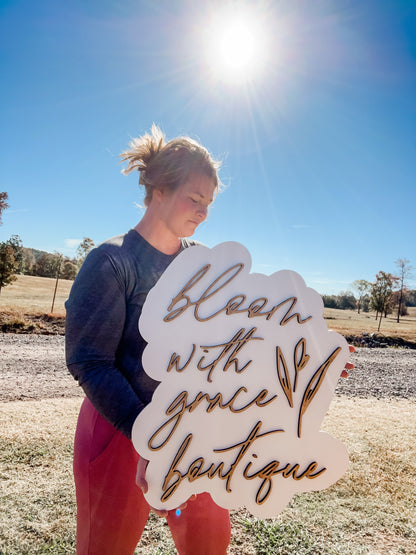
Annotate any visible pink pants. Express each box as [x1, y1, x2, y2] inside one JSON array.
[[73, 398, 231, 555]]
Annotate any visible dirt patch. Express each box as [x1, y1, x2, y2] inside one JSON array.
[[345, 332, 416, 349], [0, 310, 65, 335]]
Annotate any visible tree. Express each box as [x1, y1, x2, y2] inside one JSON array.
[[337, 290, 356, 310], [61, 259, 78, 280], [406, 290, 416, 307], [5, 235, 24, 273], [322, 292, 356, 310], [0, 243, 17, 295], [351, 279, 371, 314], [0, 192, 9, 225], [391, 290, 408, 316], [361, 296, 370, 312], [395, 258, 413, 323], [0, 235, 23, 295], [76, 237, 95, 268], [33, 252, 62, 278], [22, 248, 36, 275], [322, 294, 338, 309], [370, 272, 398, 331]]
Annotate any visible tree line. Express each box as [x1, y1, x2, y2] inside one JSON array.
[[0, 192, 95, 295], [322, 259, 414, 329], [20, 239, 94, 280], [0, 234, 95, 294]]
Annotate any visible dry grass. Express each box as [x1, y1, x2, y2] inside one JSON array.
[[1, 397, 415, 554], [1, 276, 416, 342], [323, 307, 416, 343], [234, 397, 416, 554], [0, 275, 73, 314], [0, 398, 81, 554]]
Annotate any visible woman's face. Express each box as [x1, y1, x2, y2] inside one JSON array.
[[156, 173, 216, 238]]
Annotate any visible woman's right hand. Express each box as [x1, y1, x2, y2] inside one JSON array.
[[136, 457, 196, 517], [136, 457, 168, 516]]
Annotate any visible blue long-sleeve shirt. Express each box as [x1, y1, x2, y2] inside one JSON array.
[[65, 229, 196, 438]]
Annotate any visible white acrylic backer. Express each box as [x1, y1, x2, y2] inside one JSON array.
[[132, 242, 349, 518]]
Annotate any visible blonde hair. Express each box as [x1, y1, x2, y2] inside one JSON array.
[[120, 124, 221, 206]]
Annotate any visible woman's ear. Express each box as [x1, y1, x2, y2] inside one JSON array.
[[153, 188, 164, 203]]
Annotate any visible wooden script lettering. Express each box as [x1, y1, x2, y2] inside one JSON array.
[[132, 242, 349, 518]]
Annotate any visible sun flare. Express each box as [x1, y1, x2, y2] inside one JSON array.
[[203, 9, 269, 85]]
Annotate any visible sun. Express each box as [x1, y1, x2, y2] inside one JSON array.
[[216, 19, 257, 71], [203, 9, 270, 85]]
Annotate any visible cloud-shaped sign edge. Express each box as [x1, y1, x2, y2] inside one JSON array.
[[132, 241, 350, 517]]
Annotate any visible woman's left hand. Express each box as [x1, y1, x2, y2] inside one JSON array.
[[341, 345, 355, 378]]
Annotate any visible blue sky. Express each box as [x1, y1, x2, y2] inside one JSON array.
[[1, 0, 415, 294]]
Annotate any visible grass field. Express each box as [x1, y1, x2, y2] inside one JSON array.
[[324, 306, 416, 342], [1, 275, 415, 341], [1, 397, 415, 554], [0, 274, 73, 315]]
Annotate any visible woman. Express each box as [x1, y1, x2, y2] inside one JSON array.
[[65, 125, 231, 554]]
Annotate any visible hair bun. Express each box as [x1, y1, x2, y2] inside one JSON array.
[[120, 124, 166, 176]]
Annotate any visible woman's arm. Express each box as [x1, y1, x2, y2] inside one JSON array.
[[65, 247, 144, 439]]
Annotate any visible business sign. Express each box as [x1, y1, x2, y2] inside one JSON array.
[[132, 242, 349, 518]]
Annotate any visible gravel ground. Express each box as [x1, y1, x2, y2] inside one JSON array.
[[0, 334, 82, 401], [0, 334, 415, 402]]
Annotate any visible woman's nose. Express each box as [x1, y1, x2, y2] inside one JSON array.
[[196, 203, 208, 219]]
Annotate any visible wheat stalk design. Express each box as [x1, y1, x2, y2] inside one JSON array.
[[276, 346, 294, 407], [293, 338, 310, 392], [297, 347, 341, 438]]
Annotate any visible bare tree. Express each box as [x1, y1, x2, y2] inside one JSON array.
[[351, 279, 371, 314], [395, 258, 413, 323], [371, 272, 398, 331], [76, 237, 95, 269]]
